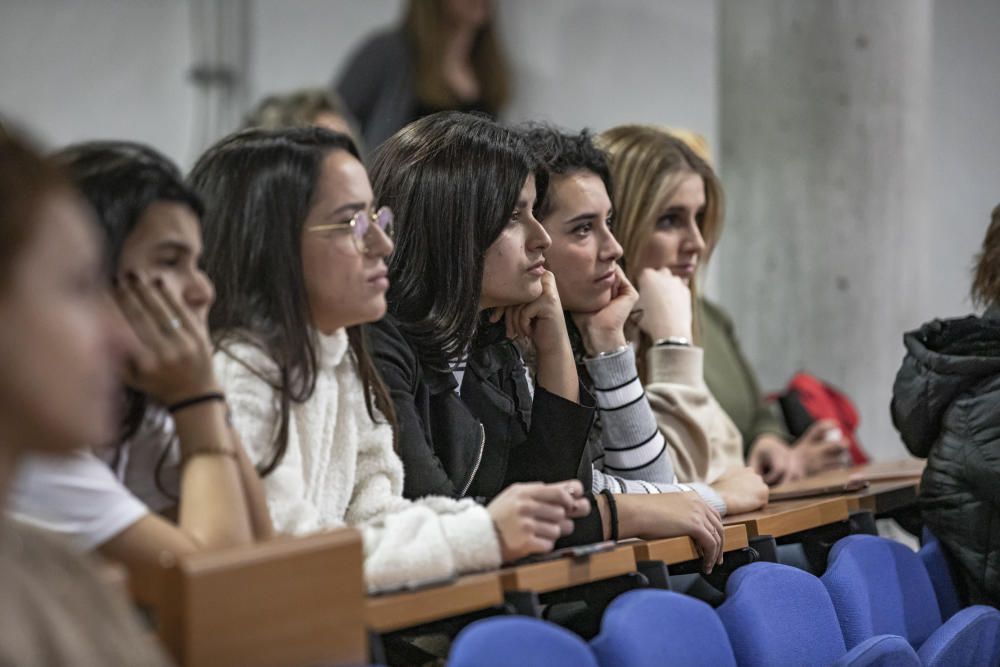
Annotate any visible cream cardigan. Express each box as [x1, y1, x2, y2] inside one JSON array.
[[214, 328, 501, 592]]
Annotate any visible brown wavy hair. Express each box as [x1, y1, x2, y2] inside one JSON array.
[[972, 204, 1000, 308], [404, 0, 510, 113]]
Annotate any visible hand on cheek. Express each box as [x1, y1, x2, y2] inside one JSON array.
[[572, 265, 638, 355], [490, 271, 569, 354]]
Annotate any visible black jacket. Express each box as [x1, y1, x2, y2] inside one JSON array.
[[370, 316, 602, 542], [891, 307, 1000, 608]]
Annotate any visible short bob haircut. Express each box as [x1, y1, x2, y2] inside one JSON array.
[[189, 127, 395, 475], [370, 111, 546, 370], [519, 124, 612, 220], [54, 141, 203, 449], [972, 204, 1000, 308]]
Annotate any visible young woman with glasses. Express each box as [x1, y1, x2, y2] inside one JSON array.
[[191, 127, 586, 592]]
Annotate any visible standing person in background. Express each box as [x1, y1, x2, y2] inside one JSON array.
[[334, 0, 510, 150], [892, 203, 1000, 609], [668, 129, 849, 484], [0, 133, 169, 666]]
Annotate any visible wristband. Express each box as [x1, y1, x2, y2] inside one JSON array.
[[653, 336, 691, 347], [167, 392, 226, 414], [600, 489, 620, 542]]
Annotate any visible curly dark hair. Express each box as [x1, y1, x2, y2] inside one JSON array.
[[519, 124, 612, 220], [972, 203, 1000, 308]]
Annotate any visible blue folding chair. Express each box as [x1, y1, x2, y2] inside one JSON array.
[[590, 589, 737, 667], [717, 562, 921, 666], [449, 616, 599, 667], [919, 528, 963, 621], [821, 535, 1000, 667]]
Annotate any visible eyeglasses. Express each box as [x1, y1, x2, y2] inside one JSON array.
[[307, 206, 394, 253]]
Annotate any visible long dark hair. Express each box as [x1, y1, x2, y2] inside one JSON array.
[[53, 141, 203, 455], [189, 127, 396, 476], [370, 111, 546, 371]]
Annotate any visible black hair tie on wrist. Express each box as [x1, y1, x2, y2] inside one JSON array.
[[600, 488, 620, 542], [167, 392, 226, 414]]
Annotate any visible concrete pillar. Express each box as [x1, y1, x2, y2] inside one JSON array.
[[715, 0, 932, 460]]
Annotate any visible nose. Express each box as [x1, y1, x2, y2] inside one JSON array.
[[365, 222, 394, 259], [525, 211, 552, 253], [682, 219, 707, 258], [598, 225, 623, 262], [185, 270, 216, 312]]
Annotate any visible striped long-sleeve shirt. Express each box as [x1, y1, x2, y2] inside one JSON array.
[[584, 345, 728, 515]]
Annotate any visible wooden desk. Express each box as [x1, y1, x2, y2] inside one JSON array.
[[844, 479, 919, 513], [499, 544, 637, 594], [139, 529, 368, 667], [366, 572, 504, 633], [630, 524, 750, 565], [723, 497, 851, 538]]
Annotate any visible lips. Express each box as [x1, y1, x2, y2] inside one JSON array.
[[526, 260, 546, 277], [594, 269, 616, 285], [367, 268, 389, 290], [670, 264, 697, 277]]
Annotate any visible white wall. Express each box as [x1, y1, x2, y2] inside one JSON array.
[[1, 0, 716, 166], [0, 0, 195, 165], [923, 0, 1000, 320]]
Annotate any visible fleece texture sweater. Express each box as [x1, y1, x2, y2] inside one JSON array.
[[214, 328, 501, 593]]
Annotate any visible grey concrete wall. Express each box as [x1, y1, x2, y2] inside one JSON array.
[[716, 0, 933, 460]]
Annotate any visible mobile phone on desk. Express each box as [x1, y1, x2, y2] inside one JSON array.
[[513, 540, 617, 565], [368, 572, 458, 597]]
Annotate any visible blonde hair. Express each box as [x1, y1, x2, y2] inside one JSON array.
[[597, 125, 724, 371], [404, 0, 510, 113], [597, 124, 724, 281]]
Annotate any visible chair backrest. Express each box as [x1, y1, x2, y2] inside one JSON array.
[[132, 528, 367, 667], [590, 589, 736, 667], [918, 528, 963, 620], [716, 562, 848, 667], [821, 535, 941, 649], [449, 617, 599, 667]]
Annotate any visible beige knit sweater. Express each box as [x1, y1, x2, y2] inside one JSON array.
[[645, 345, 745, 484]]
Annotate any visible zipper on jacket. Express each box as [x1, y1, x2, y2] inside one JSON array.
[[459, 423, 486, 497]]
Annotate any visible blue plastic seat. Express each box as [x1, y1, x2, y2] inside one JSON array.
[[918, 528, 963, 621], [821, 535, 1000, 667], [717, 561, 921, 666], [449, 616, 599, 667], [590, 589, 737, 667]]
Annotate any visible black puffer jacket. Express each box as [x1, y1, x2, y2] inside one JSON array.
[[891, 307, 1000, 608]]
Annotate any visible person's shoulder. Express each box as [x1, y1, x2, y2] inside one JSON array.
[[213, 333, 280, 384], [347, 26, 410, 64], [368, 317, 416, 362]]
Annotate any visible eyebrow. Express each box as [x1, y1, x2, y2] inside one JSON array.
[[564, 206, 614, 225], [325, 201, 366, 218], [153, 240, 192, 254]]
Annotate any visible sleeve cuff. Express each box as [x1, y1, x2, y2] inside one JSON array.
[[438, 504, 503, 574], [645, 345, 705, 386], [583, 346, 637, 388], [687, 482, 727, 516]]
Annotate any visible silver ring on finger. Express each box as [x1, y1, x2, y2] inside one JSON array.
[[168, 317, 182, 332]]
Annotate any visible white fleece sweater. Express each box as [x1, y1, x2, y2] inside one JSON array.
[[213, 328, 501, 593]]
